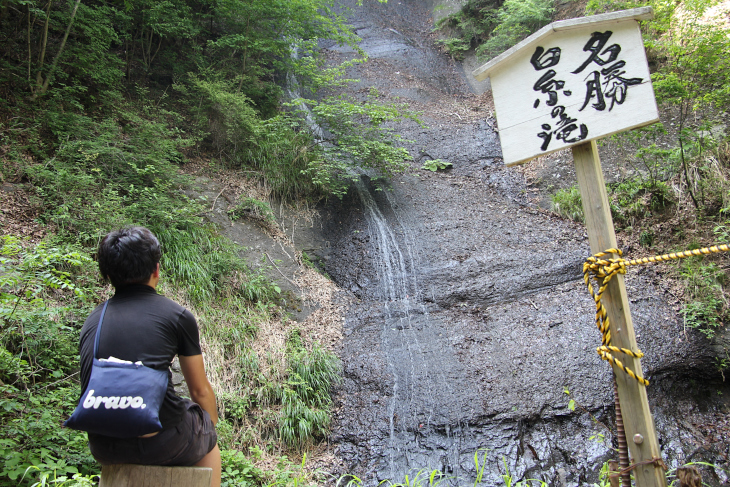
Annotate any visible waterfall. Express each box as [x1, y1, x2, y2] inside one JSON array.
[[352, 176, 470, 483], [286, 46, 325, 141]]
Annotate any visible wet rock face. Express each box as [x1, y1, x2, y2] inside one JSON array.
[[294, 0, 730, 484], [322, 168, 730, 485]]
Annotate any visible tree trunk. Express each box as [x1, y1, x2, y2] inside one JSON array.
[[32, 0, 82, 99], [32, 0, 51, 88]]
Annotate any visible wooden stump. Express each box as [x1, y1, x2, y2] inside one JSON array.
[[100, 464, 212, 487]]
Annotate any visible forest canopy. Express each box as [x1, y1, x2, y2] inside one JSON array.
[[0, 0, 411, 203]]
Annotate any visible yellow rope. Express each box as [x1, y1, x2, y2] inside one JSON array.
[[583, 244, 730, 386]]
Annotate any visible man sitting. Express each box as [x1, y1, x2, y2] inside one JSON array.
[[77, 226, 221, 487]]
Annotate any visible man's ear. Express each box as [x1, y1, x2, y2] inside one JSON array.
[[152, 262, 160, 278]]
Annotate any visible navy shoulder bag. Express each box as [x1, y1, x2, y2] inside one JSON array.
[[64, 301, 169, 438]]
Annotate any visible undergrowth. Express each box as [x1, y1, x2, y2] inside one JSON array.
[[1, 225, 340, 486], [1, 88, 341, 484]]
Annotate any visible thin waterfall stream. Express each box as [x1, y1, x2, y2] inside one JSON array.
[[353, 176, 470, 480]]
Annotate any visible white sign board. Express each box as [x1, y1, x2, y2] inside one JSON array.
[[473, 8, 659, 166]]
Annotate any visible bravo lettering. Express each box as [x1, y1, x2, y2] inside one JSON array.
[[81, 390, 146, 409]]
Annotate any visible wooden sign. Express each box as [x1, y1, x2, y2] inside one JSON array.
[[473, 8, 658, 166], [473, 9, 668, 486]]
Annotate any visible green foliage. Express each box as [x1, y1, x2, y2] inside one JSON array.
[[178, 69, 417, 202], [204, 0, 359, 94], [235, 270, 282, 304], [672, 126, 729, 215], [608, 178, 672, 228], [154, 224, 247, 304], [587, 0, 730, 213], [551, 186, 583, 222], [26, 111, 192, 242], [0, 238, 99, 487], [243, 116, 323, 201], [229, 198, 277, 226], [0, 0, 382, 480], [375, 469, 448, 487], [647, 5, 730, 115], [607, 124, 677, 188], [589, 462, 613, 487], [0, 0, 124, 107], [473, 449, 488, 487], [0, 237, 95, 384], [476, 0, 554, 59], [290, 91, 420, 198], [278, 331, 341, 448], [220, 449, 264, 487], [268, 454, 319, 487], [435, 0, 554, 61], [613, 121, 728, 217], [1, 0, 410, 203], [20, 467, 98, 487], [20, 105, 268, 304], [639, 230, 655, 248], [678, 257, 726, 339], [421, 159, 453, 172], [435, 0, 501, 61], [185, 75, 263, 162], [570, 0, 730, 345], [551, 177, 673, 227]]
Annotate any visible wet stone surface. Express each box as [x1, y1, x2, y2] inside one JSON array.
[[280, 0, 730, 484]]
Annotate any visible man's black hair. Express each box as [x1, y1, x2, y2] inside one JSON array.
[[98, 227, 161, 288]]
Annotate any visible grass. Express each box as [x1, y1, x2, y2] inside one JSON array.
[[228, 197, 278, 226], [550, 186, 583, 222], [677, 256, 727, 339]]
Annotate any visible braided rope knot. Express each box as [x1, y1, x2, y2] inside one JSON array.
[[583, 248, 648, 386]]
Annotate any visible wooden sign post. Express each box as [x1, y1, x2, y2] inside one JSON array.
[[473, 8, 667, 487]]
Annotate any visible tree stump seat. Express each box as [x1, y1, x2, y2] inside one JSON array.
[[100, 464, 212, 487]]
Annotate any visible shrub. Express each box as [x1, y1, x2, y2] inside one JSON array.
[[228, 198, 277, 226], [435, 0, 501, 61], [678, 257, 727, 339], [0, 238, 99, 486], [608, 178, 672, 228], [435, 0, 554, 61], [551, 186, 583, 222], [278, 332, 341, 448], [295, 91, 418, 198], [220, 449, 264, 487], [0, 237, 96, 383], [245, 116, 323, 201], [476, 0, 554, 59]]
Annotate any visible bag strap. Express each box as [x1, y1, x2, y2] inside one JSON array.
[[92, 301, 110, 360]]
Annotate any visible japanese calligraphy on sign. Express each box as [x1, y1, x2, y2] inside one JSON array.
[[472, 8, 659, 166]]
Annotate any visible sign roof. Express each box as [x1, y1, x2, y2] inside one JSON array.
[[473, 7, 654, 82]]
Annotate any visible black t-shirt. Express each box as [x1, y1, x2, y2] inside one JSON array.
[[78, 284, 202, 432]]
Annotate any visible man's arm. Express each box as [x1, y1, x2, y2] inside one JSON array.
[[179, 354, 218, 425]]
